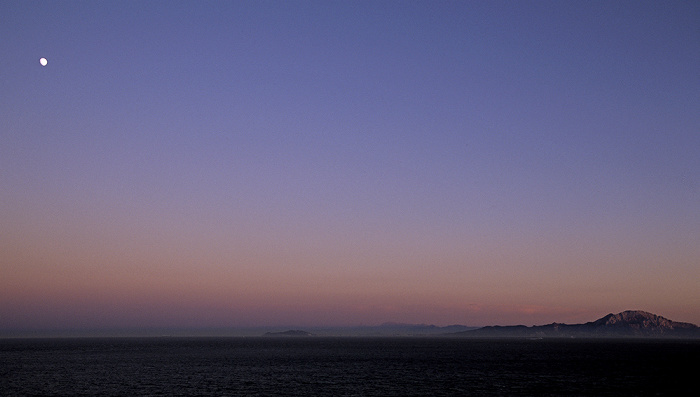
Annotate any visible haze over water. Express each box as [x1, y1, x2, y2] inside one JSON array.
[[2, 1, 699, 334]]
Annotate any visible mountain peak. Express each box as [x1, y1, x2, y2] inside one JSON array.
[[590, 310, 696, 331]]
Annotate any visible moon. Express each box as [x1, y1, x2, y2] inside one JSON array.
[[39, 58, 47, 66]]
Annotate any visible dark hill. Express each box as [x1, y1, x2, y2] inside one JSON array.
[[455, 310, 699, 338]]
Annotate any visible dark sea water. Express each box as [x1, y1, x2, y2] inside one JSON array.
[[1, 337, 697, 396]]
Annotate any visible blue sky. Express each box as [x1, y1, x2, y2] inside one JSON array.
[[1, 0, 699, 330]]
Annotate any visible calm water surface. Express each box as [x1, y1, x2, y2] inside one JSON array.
[[1, 337, 696, 396]]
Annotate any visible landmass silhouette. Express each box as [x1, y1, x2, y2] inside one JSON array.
[[454, 310, 699, 338], [261, 311, 699, 338]]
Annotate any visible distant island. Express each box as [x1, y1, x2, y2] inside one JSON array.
[[453, 310, 699, 339], [263, 330, 315, 337]]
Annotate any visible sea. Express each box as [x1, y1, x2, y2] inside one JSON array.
[[1, 337, 697, 396]]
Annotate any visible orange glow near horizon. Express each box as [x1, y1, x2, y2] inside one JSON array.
[[3, 207, 698, 330]]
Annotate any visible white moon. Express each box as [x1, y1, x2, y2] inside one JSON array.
[[40, 58, 47, 66]]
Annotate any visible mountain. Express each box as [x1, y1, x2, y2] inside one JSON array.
[[454, 311, 699, 338]]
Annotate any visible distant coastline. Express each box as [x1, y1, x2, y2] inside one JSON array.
[[263, 330, 314, 337], [2, 311, 697, 339]]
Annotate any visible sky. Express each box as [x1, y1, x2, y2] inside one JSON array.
[[1, 0, 699, 333]]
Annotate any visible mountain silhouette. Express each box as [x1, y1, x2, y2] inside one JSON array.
[[455, 310, 699, 338]]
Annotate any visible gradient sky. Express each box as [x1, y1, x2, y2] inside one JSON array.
[[2, 0, 699, 332]]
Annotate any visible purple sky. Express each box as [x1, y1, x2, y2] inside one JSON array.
[[2, 0, 699, 332]]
